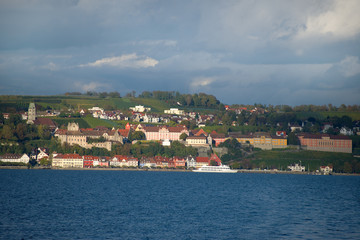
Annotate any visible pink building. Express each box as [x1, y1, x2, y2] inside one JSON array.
[[139, 125, 189, 141]]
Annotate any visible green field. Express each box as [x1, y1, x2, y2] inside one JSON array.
[[296, 111, 360, 121], [252, 149, 358, 172], [131, 98, 170, 112]]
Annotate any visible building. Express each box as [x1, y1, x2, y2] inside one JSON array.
[[111, 155, 139, 167], [0, 153, 30, 163], [186, 156, 196, 169], [298, 133, 352, 153], [83, 155, 100, 168], [52, 153, 83, 168], [210, 131, 227, 146], [229, 132, 287, 150], [186, 135, 208, 146], [320, 165, 333, 174], [129, 105, 151, 112], [164, 108, 185, 115], [137, 124, 189, 141], [288, 163, 305, 172], [195, 156, 209, 168], [55, 122, 124, 151], [27, 103, 36, 124]]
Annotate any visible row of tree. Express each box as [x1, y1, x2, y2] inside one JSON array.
[[138, 91, 222, 109], [64, 91, 121, 98]]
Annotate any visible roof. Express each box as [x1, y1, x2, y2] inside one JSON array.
[[187, 135, 207, 139], [34, 118, 57, 128], [196, 157, 209, 163], [53, 153, 82, 159], [0, 153, 24, 159], [298, 133, 351, 140], [118, 129, 130, 137]]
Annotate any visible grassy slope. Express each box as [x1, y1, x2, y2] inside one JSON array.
[[296, 111, 360, 121], [131, 98, 170, 112], [252, 150, 357, 171]]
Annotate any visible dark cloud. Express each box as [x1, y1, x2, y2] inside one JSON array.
[[0, 0, 359, 105]]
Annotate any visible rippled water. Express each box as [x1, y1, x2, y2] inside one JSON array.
[[1, 170, 359, 239]]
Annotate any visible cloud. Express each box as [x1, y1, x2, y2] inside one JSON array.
[[80, 53, 159, 68], [74, 81, 110, 92], [297, 0, 360, 40], [337, 56, 360, 77], [190, 76, 217, 92]]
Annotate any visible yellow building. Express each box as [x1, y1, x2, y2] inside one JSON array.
[[229, 132, 287, 150]]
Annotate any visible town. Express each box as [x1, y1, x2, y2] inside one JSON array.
[[0, 92, 359, 174]]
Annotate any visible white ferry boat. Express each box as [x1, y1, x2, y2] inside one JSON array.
[[193, 165, 238, 173]]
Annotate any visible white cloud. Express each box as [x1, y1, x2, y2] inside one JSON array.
[[135, 40, 177, 47], [80, 53, 159, 68], [337, 56, 360, 77], [190, 77, 217, 92], [297, 0, 360, 40], [74, 81, 110, 92]]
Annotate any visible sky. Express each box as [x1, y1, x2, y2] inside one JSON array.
[[0, 0, 359, 106]]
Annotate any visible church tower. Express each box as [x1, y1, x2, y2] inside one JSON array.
[[27, 103, 36, 124]]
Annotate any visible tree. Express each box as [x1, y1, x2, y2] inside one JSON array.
[[179, 133, 188, 140], [15, 123, 27, 141], [129, 131, 145, 141], [1, 125, 14, 140], [287, 132, 299, 145], [108, 91, 121, 98]]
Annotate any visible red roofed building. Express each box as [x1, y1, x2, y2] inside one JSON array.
[[209, 153, 222, 166], [298, 133, 352, 153], [52, 153, 83, 168], [83, 155, 100, 168], [210, 131, 227, 146], [195, 156, 209, 168], [138, 124, 189, 141]]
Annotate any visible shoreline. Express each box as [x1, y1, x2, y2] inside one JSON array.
[[1, 166, 359, 176]]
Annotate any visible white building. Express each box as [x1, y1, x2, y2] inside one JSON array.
[[320, 165, 333, 174], [52, 153, 83, 168], [0, 153, 30, 163], [340, 127, 353, 136], [288, 163, 305, 172], [129, 105, 151, 112], [88, 107, 104, 113], [186, 156, 196, 169], [164, 108, 185, 115]]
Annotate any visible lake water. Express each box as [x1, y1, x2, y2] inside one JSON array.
[[0, 170, 359, 240]]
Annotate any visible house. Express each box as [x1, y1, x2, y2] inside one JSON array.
[[298, 133, 352, 153], [210, 131, 227, 146], [209, 153, 221, 166], [33, 118, 58, 131], [0, 153, 30, 163], [83, 155, 100, 168], [55, 122, 124, 151], [290, 123, 303, 132], [31, 148, 49, 162], [52, 153, 83, 168], [288, 163, 305, 172], [138, 124, 189, 141], [228, 132, 287, 150], [186, 156, 196, 169], [340, 127, 353, 136], [129, 105, 151, 113], [111, 155, 139, 167], [186, 135, 208, 146], [164, 108, 185, 115], [320, 165, 333, 174], [173, 157, 186, 168], [195, 156, 209, 168]]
